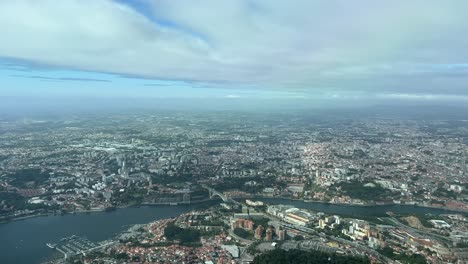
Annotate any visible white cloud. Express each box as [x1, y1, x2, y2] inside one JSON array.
[[1, 0, 468, 97], [377, 93, 468, 101], [225, 94, 241, 98]]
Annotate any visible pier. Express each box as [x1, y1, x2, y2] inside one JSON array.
[[46, 235, 115, 259]]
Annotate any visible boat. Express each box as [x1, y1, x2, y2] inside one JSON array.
[[46, 243, 56, 249]]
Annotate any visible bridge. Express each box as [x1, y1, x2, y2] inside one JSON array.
[[202, 185, 241, 205]]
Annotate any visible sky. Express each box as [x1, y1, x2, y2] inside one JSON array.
[[1, 0, 468, 103]]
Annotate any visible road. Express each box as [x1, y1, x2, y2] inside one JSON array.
[[228, 228, 254, 244], [261, 211, 394, 263], [384, 217, 450, 242]]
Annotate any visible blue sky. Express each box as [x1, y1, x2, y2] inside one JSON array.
[[1, 0, 468, 102]]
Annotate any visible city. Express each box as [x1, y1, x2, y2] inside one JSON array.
[[0, 111, 467, 263], [1, 1, 468, 263]]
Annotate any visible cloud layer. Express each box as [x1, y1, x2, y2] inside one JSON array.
[[1, 0, 468, 98]]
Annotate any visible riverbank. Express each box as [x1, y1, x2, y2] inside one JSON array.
[[0, 207, 136, 225], [0, 207, 118, 225], [0, 198, 217, 225], [141, 197, 216, 206], [1, 196, 465, 226], [251, 196, 468, 214], [0, 204, 205, 264], [1, 198, 465, 264]]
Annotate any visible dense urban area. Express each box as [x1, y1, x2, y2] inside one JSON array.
[[0, 111, 467, 263]]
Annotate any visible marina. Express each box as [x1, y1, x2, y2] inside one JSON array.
[[46, 235, 112, 259]]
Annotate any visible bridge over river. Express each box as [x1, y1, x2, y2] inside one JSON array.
[[202, 185, 241, 205]]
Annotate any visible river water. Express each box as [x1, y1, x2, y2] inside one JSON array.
[[0, 199, 464, 264], [0, 204, 207, 264], [256, 198, 464, 216]]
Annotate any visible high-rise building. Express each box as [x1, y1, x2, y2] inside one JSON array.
[[265, 227, 273, 241], [244, 219, 254, 230], [254, 225, 264, 239], [230, 218, 254, 231], [147, 176, 152, 188], [334, 215, 341, 225], [277, 227, 286, 241], [319, 219, 326, 229], [230, 218, 239, 229]]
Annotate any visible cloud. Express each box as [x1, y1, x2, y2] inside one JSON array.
[[11, 74, 111, 82], [377, 93, 468, 102], [143, 83, 175, 87], [1, 0, 468, 98]]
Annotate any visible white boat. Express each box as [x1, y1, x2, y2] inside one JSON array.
[[46, 243, 56, 249]]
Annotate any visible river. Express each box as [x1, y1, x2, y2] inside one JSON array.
[[256, 198, 466, 216], [0, 199, 465, 264], [0, 204, 209, 264]]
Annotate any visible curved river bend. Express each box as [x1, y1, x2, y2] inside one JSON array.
[[0, 199, 465, 264]]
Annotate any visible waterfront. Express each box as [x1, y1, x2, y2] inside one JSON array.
[[0, 199, 465, 264], [256, 198, 468, 216], [0, 204, 207, 264]]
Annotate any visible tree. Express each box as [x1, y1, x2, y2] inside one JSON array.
[[233, 228, 252, 239], [164, 222, 200, 243], [293, 235, 304, 241], [253, 249, 370, 264]]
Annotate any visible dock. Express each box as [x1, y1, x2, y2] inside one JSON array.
[[46, 235, 115, 259]]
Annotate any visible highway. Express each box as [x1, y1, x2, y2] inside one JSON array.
[[227, 228, 254, 244], [384, 217, 451, 243]]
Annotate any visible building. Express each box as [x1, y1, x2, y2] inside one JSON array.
[[230, 218, 254, 231], [267, 205, 315, 226], [233, 212, 264, 219], [244, 220, 254, 230], [450, 184, 465, 193], [286, 184, 304, 197], [265, 227, 273, 241], [333, 215, 341, 225], [285, 209, 312, 226], [246, 200, 264, 207], [255, 225, 264, 240], [429, 219, 451, 229], [368, 236, 386, 249], [231, 218, 242, 229], [342, 220, 370, 240], [221, 245, 239, 258], [266, 205, 294, 218], [319, 219, 326, 229], [277, 227, 286, 241], [319, 215, 340, 229]]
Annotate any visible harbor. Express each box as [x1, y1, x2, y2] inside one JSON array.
[[46, 235, 115, 260]]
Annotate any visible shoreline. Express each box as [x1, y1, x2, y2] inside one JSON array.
[[250, 195, 468, 214], [0, 208, 112, 225], [1, 196, 466, 225], [0, 198, 216, 225]]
